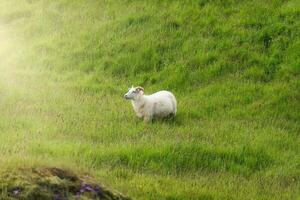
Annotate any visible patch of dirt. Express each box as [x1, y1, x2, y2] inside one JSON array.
[[0, 167, 130, 200]]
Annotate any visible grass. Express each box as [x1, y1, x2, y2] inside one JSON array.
[[0, 0, 299, 199]]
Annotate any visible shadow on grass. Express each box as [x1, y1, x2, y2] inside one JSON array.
[[92, 145, 274, 177], [147, 113, 185, 126]]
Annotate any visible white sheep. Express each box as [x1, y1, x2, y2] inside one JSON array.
[[124, 86, 177, 122]]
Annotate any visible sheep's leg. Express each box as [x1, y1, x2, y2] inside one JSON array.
[[143, 115, 152, 123]]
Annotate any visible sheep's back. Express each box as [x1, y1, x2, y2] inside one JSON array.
[[146, 91, 177, 116]]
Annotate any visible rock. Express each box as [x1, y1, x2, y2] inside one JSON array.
[[0, 167, 130, 200]]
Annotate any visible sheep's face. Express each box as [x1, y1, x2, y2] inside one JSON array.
[[124, 86, 144, 100]]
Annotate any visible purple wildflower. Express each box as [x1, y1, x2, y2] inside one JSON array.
[[54, 193, 62, 200], [83, 184, 95, 192]]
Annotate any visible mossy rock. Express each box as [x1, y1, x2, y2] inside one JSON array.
[[0, 167, 130, 200]]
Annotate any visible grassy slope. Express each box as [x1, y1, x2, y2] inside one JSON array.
[[0, 0, 299, 199]]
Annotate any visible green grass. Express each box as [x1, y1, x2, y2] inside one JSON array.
[[0, 0, 299, 199]]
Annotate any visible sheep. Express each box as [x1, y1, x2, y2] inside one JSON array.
[[124, 86, 177, 122]]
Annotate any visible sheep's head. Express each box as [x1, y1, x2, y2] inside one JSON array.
[[124, 86, 144, 100]]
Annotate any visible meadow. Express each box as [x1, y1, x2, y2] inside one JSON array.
[[0, 0, 299, 199]]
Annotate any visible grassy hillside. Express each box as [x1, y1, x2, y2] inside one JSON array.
[[0, 0, 299, 199]]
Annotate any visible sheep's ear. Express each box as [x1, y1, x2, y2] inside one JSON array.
[[136, 86, 144, 94]]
